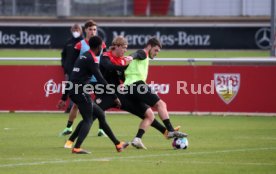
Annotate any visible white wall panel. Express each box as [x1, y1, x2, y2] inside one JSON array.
[[174, 0, 270, 16], [243, 0, 270, 16]]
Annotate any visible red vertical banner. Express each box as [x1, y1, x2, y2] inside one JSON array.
[[133, 0, 148, 16], [133, 0, 171, 16], [150, 0, 170, 15]]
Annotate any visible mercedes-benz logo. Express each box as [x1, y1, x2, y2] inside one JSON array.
[[255, 28, 271, 49]]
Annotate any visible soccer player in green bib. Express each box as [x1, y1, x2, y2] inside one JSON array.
[[124, 37, 188, 149]]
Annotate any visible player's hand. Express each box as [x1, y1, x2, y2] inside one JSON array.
[[56, 100, 66, 109], [114, 98, 121, 108], [124, 56, 133, 65]]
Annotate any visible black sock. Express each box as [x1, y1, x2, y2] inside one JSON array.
[[151, 119, 166, 134], [93, 104, 120, 145], [136, 129, 145, 138], [74, 120, 92, 148], [67, 121, 73, 128], [69, 120, 83, 142], [162, 119, 174, 132], [99, 122, 120, 145], [99, 123, 103, 130]]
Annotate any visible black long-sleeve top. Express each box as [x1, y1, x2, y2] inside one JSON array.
[[61, 36, 83, 75], [61, 50, 117, 101]]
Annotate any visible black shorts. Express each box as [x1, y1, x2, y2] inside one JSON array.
[[69, 91, 96, 121], [94, 93, 116, 111], [125, 81, 160, 107], [95, 92, 150, 119]]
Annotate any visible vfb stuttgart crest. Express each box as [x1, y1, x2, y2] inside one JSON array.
[[214, 73, 240, 104]]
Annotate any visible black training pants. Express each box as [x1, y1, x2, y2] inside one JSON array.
[[69, 92, 120, 147]]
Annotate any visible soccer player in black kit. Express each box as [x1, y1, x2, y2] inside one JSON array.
[[59, 20, 108, 137], [61, 23, 83, 113], [63, 36, 128, 154]]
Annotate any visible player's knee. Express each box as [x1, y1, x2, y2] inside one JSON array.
[[96, 113, 106, 123], [154, 100, 167, 109], [88, 121, 93, 127], [72, 104, 78, 110], [144, 108, 155, 122], [84, 117, 93, 126]]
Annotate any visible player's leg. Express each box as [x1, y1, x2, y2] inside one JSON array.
[[120, 91, 154, 149], [91, 83, 108, 137], [65, 93, 94, 154], [65, 99, 74, 113], [123, 95, 181, 139], [117, 94, 166, 134], [95, 94, 117, 137], [92, 103, 129, 152], [132, 109, 167, 135], [130, 108, 154, 149], [60, 104, 78, 136], [120, 94, 167, 135], [132, 82, 188, 138], [97, 126, 107, 137], [65, 120, 82, 148], [73, 103, 93, 148], [151, 99, 188, 138]]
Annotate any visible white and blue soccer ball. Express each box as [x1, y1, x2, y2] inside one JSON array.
[[172, 137, 189, 150]]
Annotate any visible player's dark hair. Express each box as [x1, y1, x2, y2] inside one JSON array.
[[84, 20, 97, 29], [89, 36, 102, 49], [146, 37, 162, 48]]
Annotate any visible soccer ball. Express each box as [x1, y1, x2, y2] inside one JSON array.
[[172, 137, 189, 150]]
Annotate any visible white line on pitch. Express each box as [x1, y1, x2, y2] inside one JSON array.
[[119, 159, 276, 166], [0, 147, 276, 168]]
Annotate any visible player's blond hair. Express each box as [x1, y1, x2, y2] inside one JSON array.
[[109, 36, 128, 50]]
